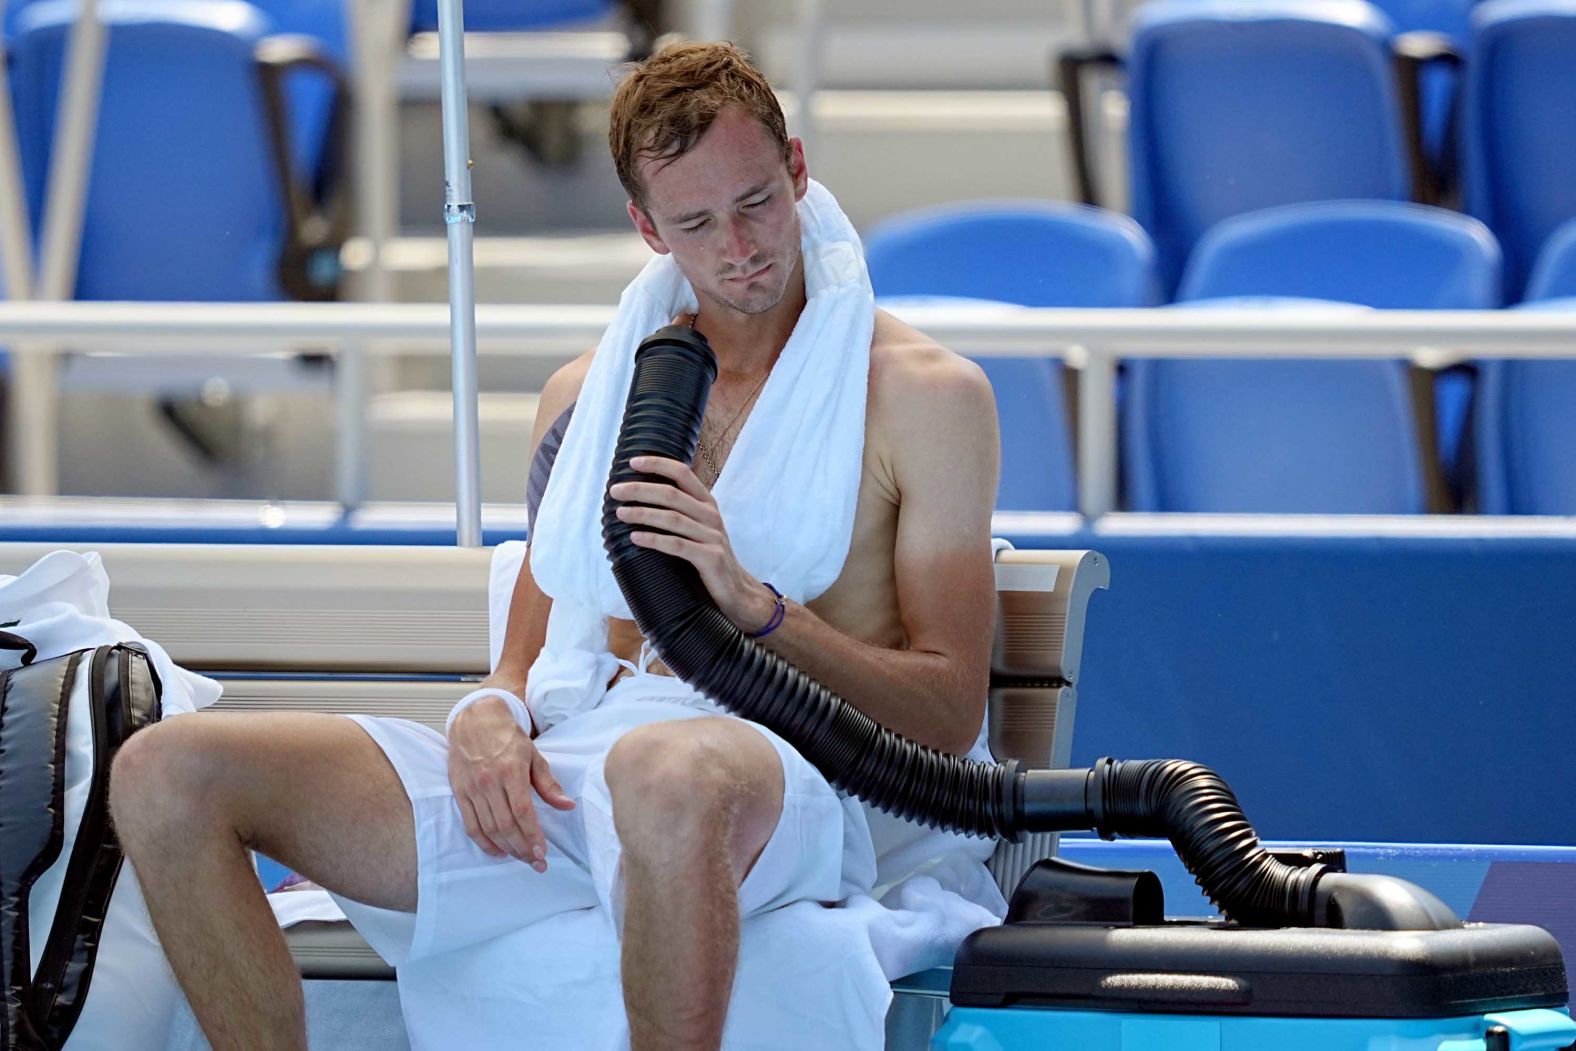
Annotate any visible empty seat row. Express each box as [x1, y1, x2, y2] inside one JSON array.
[[4, 0, 351, 302], [0, 0, 638, 304], [863, 200, 1576, 515], [1065, 0, 1576, 299]]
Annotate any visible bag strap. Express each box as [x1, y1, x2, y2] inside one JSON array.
[[30, 646, 163, 1046], [0, 649, 81, 1051], [0, 631, 36, 667]]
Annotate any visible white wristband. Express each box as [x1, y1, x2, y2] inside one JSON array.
[[446, 687, 536, 738]]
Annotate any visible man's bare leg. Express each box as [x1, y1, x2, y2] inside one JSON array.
[[606, 718, 784, 1051], [109, 712, 419, 1051]]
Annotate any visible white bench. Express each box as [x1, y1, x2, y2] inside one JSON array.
[[0, 540, 1108, 1046]]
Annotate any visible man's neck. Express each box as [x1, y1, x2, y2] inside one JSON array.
[[693, 257, 808, 378]]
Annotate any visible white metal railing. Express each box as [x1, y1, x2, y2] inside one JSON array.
[[3, 301, 1575, 517]]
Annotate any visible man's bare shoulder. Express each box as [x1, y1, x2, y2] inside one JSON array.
[[869, 308, 995, 427], [543, 349, 595, 413], [530, 349, 595, 453]]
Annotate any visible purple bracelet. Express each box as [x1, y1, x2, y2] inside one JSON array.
[[748, 582, 787, 638]]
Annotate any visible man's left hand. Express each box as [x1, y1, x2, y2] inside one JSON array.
[[610, 455, 778, 632]]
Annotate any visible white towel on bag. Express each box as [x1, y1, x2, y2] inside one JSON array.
[[525, 178, 874, 732], [0, 550, 221, 716], [0, 550, 221, 1051]]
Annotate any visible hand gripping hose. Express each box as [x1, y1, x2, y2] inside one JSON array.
[[602, 326, 1327, 927]]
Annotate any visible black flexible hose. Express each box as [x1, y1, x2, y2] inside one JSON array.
[[602, 326, 1325, 925], [600, 326, 1022, 839], [1088, 758, 1324, 926]]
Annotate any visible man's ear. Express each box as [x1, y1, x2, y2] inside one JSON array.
[[627, 200, 671, 255], [788, 138, 809, 202]]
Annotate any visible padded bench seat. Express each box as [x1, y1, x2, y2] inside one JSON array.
[[0, 540, 1108, 1047]]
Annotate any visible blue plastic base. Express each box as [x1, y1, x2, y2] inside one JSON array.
[[932, 1006, 1576, 1051]]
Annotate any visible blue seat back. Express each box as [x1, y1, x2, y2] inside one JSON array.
[[1126, 202, 1502, 513], [864, 201, 1159, 309], [1127, 0, 1411, 292], [1371, 0, 1479, 174], [10, 0, 284, 301], [409, 0, 613, 33], [248, 0, 347, 177], [1372, 0, 1478, 38], [1475, 223, 1576, 512], [1177, 200, 1502, 308], [1523, 212, 1576, 303], [865, 203, 1160, 512], [1464, 0, 1576, 298]]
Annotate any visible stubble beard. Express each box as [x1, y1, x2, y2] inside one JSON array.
[[704, 251, 801, 317]]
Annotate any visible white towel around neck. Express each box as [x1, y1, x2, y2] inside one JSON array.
[[525, 179, 874, 729]]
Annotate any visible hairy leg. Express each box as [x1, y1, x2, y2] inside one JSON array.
[[109, 712, 417, 1051], [606, 717, 784, 1051]]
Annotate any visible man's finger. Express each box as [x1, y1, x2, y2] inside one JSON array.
[[532, 752, 577, 811], [501, 775, 550, 872], [629, 456, 711, 501], [457, 794, 507, 858], [609, 480, 713, 520], [477, 790, 529, 860], [628, 531, 702, 562], [615, 505, 712, 542]]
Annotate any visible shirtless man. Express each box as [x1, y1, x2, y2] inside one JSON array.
[[108, 42, 999, 1050]]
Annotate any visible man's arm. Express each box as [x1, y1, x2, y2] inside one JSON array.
[[479, 350, 594, 700], [613, 344, 1000, 755], [446, 350, 591, 868], [748, 348, 999, 754]]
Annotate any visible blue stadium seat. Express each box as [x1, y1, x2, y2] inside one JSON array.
[[1464, 0, 1576, 298], [1474, 219, 1576, 513], [1524, 218, 1576, 301], [1175, 201, 1500, 308], [1373, 0, 1479, 190], [409, 0, 613, 33], [248, 0, 349, 178], [864, 202, 1160, 512], [1126, 0, 1412, 292], [1124, 201, 1502, 513], [8, 0, 348, 301]]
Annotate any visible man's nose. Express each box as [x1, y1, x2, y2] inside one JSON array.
[[720, 217, 756, 266]]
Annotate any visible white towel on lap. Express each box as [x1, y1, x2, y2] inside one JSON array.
[[525, 178, 874, 732]]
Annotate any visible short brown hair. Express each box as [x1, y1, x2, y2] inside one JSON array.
[[609, 41, 791, 206]]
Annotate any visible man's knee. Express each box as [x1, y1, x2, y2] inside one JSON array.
[[606, 724, 738, 819], [110, 717, 231, 841], [605, 721, 781, 860]]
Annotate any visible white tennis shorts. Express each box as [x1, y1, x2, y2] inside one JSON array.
[[329, 675, 878, 966]]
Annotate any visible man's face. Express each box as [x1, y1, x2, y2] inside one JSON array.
[[627, 105, 808, 319]]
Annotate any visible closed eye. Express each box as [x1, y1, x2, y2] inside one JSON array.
[[744, 194, 772, 210]]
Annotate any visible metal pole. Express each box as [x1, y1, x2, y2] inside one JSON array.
[[792, 0, 823, 160], [694, 0, 731, 42], [0, 0, 37, 496], [334, 337, 369, 509], [435, 0, 482, 547], [9, 0, 104, 495], [38, 0, 104, 302], [346, 0, 401, 305], [0, 0, 34, 301], [1077, 345, 1117, 519]]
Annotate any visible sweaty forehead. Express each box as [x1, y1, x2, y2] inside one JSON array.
[[639, 109, 786, 220]]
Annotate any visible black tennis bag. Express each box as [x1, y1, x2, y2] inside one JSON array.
[[0, 630, 163, 1051]]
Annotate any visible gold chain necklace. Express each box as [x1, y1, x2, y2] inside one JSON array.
[[696, 367, 771, 482]]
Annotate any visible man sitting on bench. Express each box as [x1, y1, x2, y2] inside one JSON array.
[[110, 41, 1001, 1051]]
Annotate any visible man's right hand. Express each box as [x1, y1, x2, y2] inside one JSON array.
[[447, 693, 575, 871]]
